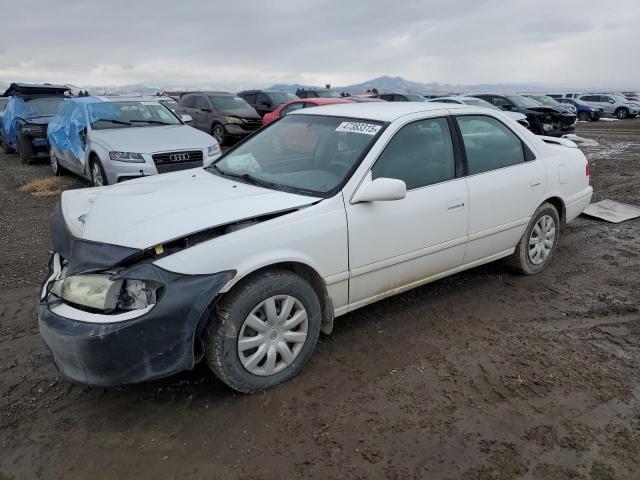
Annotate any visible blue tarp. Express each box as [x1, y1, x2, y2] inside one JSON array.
[[1, 96, 40, 146], [47, 97, 119, 159]]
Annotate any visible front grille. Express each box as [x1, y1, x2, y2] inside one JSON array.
[[156, 160, 204, 174], [241, 119, 262, 130], [152, 150, 203, 165]]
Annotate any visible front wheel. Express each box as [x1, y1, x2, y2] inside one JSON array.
[[212, 124, 226, 146], [17, 134, 33, 164], [615, 108, 629, 119], [90, 157, 108, 187], [578, 111, 590, 122], [509, 202, 560, 275], [204, 270, 322, 393]]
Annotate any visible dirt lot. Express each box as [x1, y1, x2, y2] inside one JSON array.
[[1, 121, 639, 480]]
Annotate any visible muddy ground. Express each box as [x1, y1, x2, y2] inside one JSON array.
[[0, 120, 639, 480]]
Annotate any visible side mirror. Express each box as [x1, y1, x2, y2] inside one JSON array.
[[352, 173, 407, 203], [181, 114, 193, 123], [201, 107, 212, 112]]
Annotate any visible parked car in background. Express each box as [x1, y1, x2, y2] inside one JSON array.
[[578, 94, 639, 119], [347, 96, 386, 103], [471, 94, 576, 136], [48, 96, 221, 186], [175, 92, 261, 145], [38, 102, 592, 392], [620, 92, 639, 102], [295, 88, 343, 99], [524, 95, 577, 115], [0, 96, 9, 147], [555, 98, 602, 121], [429, 96, 531, 129], [238, 90, 298, 117], [1, 83, 70, 162], [262, 97, 354, 125], [378, 93, 427, 102], [153, 96, 178, 112]]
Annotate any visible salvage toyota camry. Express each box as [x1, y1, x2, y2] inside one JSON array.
[[38, 102, 593, 392]]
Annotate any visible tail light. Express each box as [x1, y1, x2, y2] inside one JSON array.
[[586, 162, 590, 177]]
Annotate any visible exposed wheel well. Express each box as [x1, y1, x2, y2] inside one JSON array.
[[223, 262, 334, 334], [543, 196, 566, 235]]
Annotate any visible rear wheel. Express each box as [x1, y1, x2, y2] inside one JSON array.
[[17, 134, 33, 164], [90, 157, 108, 187], [509, 202, 560, 275], [50, 148, 63, 176], [615, 107, 629, 119], [2, 139, 13, 154], [204, 270, 322, 393]]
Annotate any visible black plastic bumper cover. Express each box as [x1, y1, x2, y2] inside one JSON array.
[[38, 257, 235, 387]]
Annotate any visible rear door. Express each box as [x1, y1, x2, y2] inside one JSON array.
[[454, 112, 546, 263], [193, 95, 212, 131]]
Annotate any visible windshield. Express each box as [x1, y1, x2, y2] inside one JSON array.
[[24, 97, 65, 116], [405, 94, 427, 102], [160, 99, 178, 110], [209, 114, 384, 196], [269, 92, 298, 104], [506, 95, 541, 108], [461, 98, 499, 110], [315, 90, 342, 98], [612, 95, 631, 103], [210, 96, 252, 110], [531, 95, 560, 106], [89, 101, 182, 130]]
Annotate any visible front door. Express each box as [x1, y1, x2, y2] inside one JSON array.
[[346, 116, 469, 310]]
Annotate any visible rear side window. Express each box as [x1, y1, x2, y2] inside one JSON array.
[[372, 117, 455, 190], [243, 93, 257, 105], [456, 115, 525, 175], [257, 93, 271, 106], [581, 95, 597, 102], [490, 96, 511, 108], [194, 96, 209, 109], [180, 96, 196, 108]]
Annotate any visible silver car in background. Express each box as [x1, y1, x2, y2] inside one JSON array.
[[48, 96, 221, 186]]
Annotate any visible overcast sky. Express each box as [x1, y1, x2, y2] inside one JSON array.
[[1, 0, 639, 89]]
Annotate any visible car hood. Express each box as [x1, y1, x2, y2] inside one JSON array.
[[219, 107, 261, 120], [21, 115, 53, 125], [90, 124, 215, 153], [502, 111, 527, 121], [59, 168, 320, 249]]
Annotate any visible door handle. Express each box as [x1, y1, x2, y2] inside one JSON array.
[[447, 199, 465, 211], [530, 179, 543, 188]]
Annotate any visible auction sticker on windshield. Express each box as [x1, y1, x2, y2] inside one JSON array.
[[335, 122, 381, 135]]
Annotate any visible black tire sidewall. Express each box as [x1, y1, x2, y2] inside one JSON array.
[[616, 108, 628, 119], [206, 271, 321, 392], [90, 157, 108, 186], [212, 124, 225, 146], [517, 204, 560, 274], [17, 134, 32, 164]]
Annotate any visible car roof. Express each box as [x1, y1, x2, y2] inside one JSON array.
[[293, 101, 467, 122], [291, 98, 353, 106], [183, 91, 232, 96], [2, 83, 71, 96]]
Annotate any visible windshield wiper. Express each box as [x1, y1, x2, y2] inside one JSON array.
[[96, 119, 136, 127], [129, 120, 173, 126], [211, 165, 277, 189]]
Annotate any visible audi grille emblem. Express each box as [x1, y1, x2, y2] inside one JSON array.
[[169, 153, 190, 162]]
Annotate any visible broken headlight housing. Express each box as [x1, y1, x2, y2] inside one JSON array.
[[59, 274, 162, 312]]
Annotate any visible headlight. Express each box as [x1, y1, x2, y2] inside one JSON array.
[[61, 274, 123, 311], [224, 116, 243, 124], [60, 274, 161, 312], [109, 151, 145, 162], [20, 124, 43, 135], [207, 144, 221, 157]]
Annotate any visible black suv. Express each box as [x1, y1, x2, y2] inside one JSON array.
[[175, 92, 261, 145], [237, 90, 298, 117], [295, 88, 343, 99], [471, 94, 576, 137], [1, 83, 70, 163]]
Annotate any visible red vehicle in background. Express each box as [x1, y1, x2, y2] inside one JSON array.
[[262, 97, 354, 125]]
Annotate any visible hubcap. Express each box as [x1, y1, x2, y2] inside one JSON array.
[[238, 295, 308, 376], [214, 127, 223, 143], [528, 215, 556, 265], [92, 163, 104, 186]]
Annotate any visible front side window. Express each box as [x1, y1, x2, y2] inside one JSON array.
[[456, 115, 525, 175], [243, 93, 257, 105], [282, 103, 304, 115], [180, 96, 196, 108], [210, 115, 384, 196], [490, 96, 512, 108], [372, 117, 455, 190], [194, 96, 210, 109]]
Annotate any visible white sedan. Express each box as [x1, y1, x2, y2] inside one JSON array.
[[38, 102, 592, 392]]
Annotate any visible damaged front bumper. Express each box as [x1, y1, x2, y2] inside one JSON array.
[[38, 203, 235, 387]]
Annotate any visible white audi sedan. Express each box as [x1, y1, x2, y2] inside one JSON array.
[[47, 96, 221, 186], [38, 102, 592, 392]]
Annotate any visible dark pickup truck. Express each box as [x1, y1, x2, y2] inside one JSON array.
[[1, 83, 70, 163]]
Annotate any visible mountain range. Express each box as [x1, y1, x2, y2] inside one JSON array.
[[1, 75, 551, 97]]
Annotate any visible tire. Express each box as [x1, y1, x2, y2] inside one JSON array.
[[2, 139, 14, 154], [212, 124, 226, 146], [90, 156, 108, 187], [578, 111, 590, 122], [615, 108, 629, 119], [50, 148, 63, 177], [204, 270, 322, 393], [509, 202, 560, 275], [17, 134, 33, 164]]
